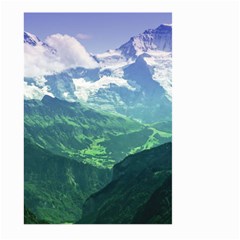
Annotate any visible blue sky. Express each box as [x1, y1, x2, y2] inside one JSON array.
[[24, 13, 172, 54]]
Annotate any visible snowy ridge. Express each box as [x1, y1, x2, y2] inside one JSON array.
[[73, 76, 135, 101], [24, 23, 172, 112], [143, 51, 172, 100]]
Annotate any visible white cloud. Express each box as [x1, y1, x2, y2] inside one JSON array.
[[24, 43, 62, 77], [45, 34, 97, 68], [24, 34, 98, 77], [76, 33, 92, 40]]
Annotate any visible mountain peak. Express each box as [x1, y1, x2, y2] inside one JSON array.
[[41, 95, 78, 109], [24, 31, 57, 55], [144, 24, 172, 34], [156, 23, 172, 29], [24, 32, 40, 46], [41, 95, 56, 103], [118, 24, 172, 59]]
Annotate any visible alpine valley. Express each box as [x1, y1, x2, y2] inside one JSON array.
[[24, 23, 172, 224]]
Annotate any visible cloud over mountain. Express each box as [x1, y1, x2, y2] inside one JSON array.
[[24, 33, 98, 77]]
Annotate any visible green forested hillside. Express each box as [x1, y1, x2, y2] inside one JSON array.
[[24, 206, 49, 224], [24, 138, 111, 223], [24, 96, 172, 224], [79, 142, 172, 224], [25, 96, 171, 168], [132, 175, 172, 224]]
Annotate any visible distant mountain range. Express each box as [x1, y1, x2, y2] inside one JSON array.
[[24, 24, 172, 123]]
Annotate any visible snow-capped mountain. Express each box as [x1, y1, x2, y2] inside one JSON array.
[[118, 24, 172, 59], [24, 24, 172, 123], [24, 32, 57, 54], [94, 24, 172, 101], [24, 32, 39, 46]]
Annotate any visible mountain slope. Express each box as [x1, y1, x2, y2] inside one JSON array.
[[25, 96, 171, 168], [79, 142, 172, 224], [24, 138, 111, 223], [24, 206, 49, 224], [132, 175, 172, 224]]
